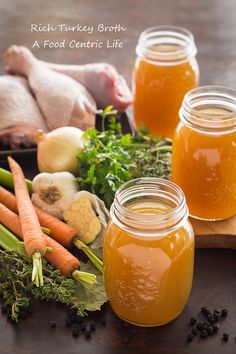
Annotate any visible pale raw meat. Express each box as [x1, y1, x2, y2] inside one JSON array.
[[0, 75, 48, 149], [4, 45, 96, 131], [41, 61, 133, 111]]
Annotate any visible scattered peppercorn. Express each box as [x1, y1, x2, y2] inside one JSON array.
[[221, 309, 228, 318], [191, 328, 197, 336], [206, 326, 214, 336], [72, 326, 80, 337], [50, 321, 56, 328], [214, 309, 221, 315], [196, 322, 204, 331], [201, 307, 211, 317], [190, 317, 197, 325], [213, 313, 219, 322], [222, 333, 229, 342], [90, 323, 96, 331], [80, 323, 86, 331], [187, 334, 194, 342], [213, 324, 220, 333], [85, 330, 91, 339], [200, 330, 208, 339]]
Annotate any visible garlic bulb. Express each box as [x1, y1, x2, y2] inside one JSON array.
[[35, 127, 85, 175], [32, 171, 79, 219]]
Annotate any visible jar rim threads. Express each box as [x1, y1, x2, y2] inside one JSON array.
[[110, 177, 188, 237], [136, 25, 197, 65], [180, 86, 236, 133]]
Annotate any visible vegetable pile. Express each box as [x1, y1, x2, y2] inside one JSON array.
[[0, 107, 172, 323]]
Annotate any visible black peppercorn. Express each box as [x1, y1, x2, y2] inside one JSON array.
[[206, 326, 214, 336], [191, 328, 197, 336], [213, 323, 220, 333], [190, 317, 197, 325], [213, 313, 219, 322], [72, 326, 80, 337], [214, 309, 221, 315], [80, 323, 86, 331], [85, 330, 91, 339], [50, 321, 56, 328], [187, 334, 194, 342], [196, 322, 204, 331], [201, 306, 211, 317], [200, 330, 208, 339], [90, 323, 96, 331], [221, 309, 228, 318], [222, 333, 229, 342]]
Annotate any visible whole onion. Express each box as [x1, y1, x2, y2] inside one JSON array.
[[35, 127, 85, 175]]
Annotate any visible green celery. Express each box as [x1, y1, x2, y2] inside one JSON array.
[[0, 168, 33, 194]]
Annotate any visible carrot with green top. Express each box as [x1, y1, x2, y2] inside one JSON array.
[[7, 156, 47, 287], [0, 202, 96, 285]]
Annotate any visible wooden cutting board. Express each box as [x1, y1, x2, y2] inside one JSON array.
[[192, 216, 236, 250]]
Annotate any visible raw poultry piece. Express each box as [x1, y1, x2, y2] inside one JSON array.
[[41, 61, 133, 111], [4, 45, 96, 131], [0, 75, 48, 149]]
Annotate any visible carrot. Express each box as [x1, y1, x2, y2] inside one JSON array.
[[7, 157, 47, 287], [0, 185, 76, 247], [8, 157, 47, 256], [0, 203, 96, 284], [0, 185, 103, 273]]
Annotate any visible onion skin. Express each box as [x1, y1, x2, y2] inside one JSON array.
[[35, 127, 84, 175]]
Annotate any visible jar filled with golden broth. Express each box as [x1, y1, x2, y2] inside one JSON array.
[[172, 86, 236, 220], [103, 178, 194, 327], [133, 26, 199, 138]]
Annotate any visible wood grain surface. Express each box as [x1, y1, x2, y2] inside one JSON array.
[[0, 0, 236, 353]]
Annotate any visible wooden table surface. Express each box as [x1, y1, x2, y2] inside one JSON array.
[[0, 0, 236, 353]]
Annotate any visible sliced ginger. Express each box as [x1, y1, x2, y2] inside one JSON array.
[[63, 196, 101, 244]]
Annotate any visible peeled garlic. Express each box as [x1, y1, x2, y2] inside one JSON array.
[[35, 127, 85, 175], [63, 191, 110, 247], [32, 171, 79, 219]]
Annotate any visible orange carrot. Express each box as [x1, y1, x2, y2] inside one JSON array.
[[0, 185, 76, 247], [7, 157, 47, 257], [0, 202, 80, 277]]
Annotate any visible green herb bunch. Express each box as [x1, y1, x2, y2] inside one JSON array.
[[77, 107, 172, 208], [0, 249, 106, 322]]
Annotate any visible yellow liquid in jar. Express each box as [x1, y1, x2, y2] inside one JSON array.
[[133, 44, 199, 138], [172, 107, 236, 220], [103, 201, 194, 326]]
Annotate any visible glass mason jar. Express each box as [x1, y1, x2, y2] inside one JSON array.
[[103, 178, 194, 327], [172, 86, 236, 220], [133, 25, 199, 138]]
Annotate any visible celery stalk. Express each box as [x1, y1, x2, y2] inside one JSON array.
[[0, 168, 33, 194], [0, 223, 27, 256]]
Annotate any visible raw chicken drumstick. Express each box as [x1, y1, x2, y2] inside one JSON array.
[[4, 45, 96, 131], [40, 61, 133, 111], [0, 75, 48, 149]]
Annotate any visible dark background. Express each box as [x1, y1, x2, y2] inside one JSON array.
[[0, 1, 236, 353]]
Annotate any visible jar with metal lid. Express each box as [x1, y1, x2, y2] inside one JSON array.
[[103, 177, 194, 327], [172, 86, 236, 220], [133, 25, 199, 138]]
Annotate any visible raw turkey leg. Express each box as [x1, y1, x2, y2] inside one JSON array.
[[0, 75, 48, 149], [4, 46, 96, 131], [41, 62, 133, 111]]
